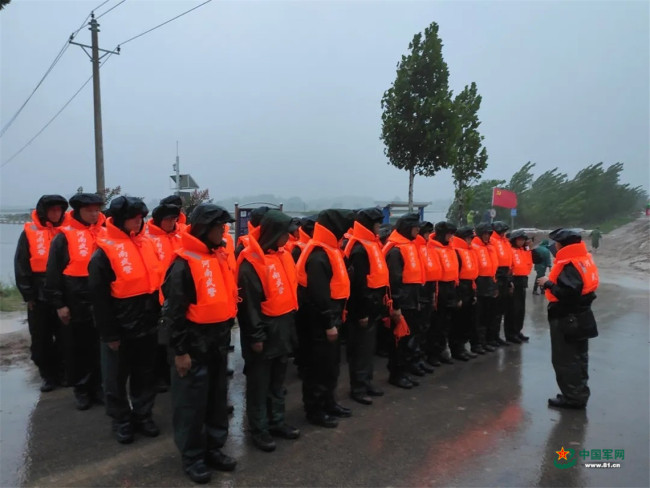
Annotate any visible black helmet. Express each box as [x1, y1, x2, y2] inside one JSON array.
[[109, 196, 149, 221], [509, 229, 528, 241], [419, 221, 434, 235], [250, 206, 271, 227], [395, 213, 420, 239], [189, 204, 234, 227], [455, 225, 474, 239], [300, 215, 317, 237], [475, 222, 493, 235], [356, 207, 384, 231], [549, 228, 582, 245], [492, 221, 509, 234], [152, 203, 181, 225], [69, 193, 104, 210], [159, 195, 183, 207], [434, 221, 457, 235]]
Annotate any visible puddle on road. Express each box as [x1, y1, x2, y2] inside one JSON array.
[[0, 363, 40, 488]]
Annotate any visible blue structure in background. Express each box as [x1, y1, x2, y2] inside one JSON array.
[[379, 201, 430, 224]]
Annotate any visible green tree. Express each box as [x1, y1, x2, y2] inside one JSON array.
[[451, 82, 488, 223], [185, 189, 213, 214], [0, 1, 12, 11], [381, 22, 458, 212]]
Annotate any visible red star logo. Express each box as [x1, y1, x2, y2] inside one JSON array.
[[556, 447, 570, 461]]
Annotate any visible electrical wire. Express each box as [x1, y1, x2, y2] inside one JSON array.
[[118, 0, 212, 47], [96, 0, 127, 20], [1, 53, 116, 169]]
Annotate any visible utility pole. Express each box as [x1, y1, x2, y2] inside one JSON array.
[[70, 13, 119, 196], [174, 141, 181, 196]]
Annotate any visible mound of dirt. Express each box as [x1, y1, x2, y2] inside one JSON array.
[[599, 218, 650, 273]]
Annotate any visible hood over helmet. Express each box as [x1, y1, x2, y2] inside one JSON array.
[[419, 221, 434, 236], [35, 194, 68, 226], [455, 225, 474, 239], [434, 221, 457, 244], [189, 204, 235, 249], [355, 207, 384, 231], [509, 229, 528, 244], [492, 221, 509, 234], [109, 196, 149, 232], [475, 222, 493, 236], [152, 203, 181, 226], [395, 213, 420, 240], [258, 210, 294, 252], [317, 209, 355, 241], [300, 215, 317, 237], [250, 206, 271, 228], [159, 195, 183, 207], [549, 228, 582, 246], [69, 193, 104, 211]]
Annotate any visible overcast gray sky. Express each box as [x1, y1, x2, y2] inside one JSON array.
[[1, 0, 648, 208]]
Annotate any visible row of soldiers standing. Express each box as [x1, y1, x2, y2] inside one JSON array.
[[14, 194, 535, 484]]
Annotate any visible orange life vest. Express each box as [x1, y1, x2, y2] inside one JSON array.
[[61, 211, 106, 277], [177, 231, 238, 324], [237, 234, 298, 316], [97, 218, 163, 299], [382, 230, 425, 285], [428, 238, 459, 284], [343, 221, 390, 289], [490, 232, 513, 268], [415, 234, 441, 282], [471, 236, 498, 278], [296, 223, 350, 299], [511, 246, 533, 277], [23, 210, 63, 272], [284, 234, 299, 254], [545, 241, 599, 303], [146, 220, 182, 276], [451, 236, 479, 281], [176, 211, 188, 232]]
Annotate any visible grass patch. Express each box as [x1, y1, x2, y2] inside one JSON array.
[[0, 283, 25, 312], [599, 215, 638, 234]]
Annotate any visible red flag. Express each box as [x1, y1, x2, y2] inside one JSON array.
[[492, 188, 517, 209]]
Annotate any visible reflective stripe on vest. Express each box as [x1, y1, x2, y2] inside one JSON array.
[[344, 221, 389, 289], [97, 219, 162, 299], [545, 242, 599, 302], [61, 212, 106, 277], [511, 246, 533, 277], [296, 223, 350, 299], [238, 236, 298, 316], [383, 230, 425, 285], [178, 231, 238, 323], [23, 210, 59, 272]]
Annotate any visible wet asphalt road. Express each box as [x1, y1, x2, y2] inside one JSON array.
[[2, 271, 648, 487]]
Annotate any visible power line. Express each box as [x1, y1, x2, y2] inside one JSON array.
[[1, 0, 114, 139], [71, 0, 111, 37], [1, 53, 116, 169], [118, 0, 212, 47], [96, 0, 127, 20]]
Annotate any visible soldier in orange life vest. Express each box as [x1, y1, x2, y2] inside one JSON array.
[[427, 221, 462, 364], [471, 222, 498, 353], [296, 209, 355, 428], [408, 221, 438, 375], [237, 210, 301, 452], [536, 228, 598, 409], [451, 226, 480, 360], [235, 206, 271, 258], [291, 215, 316, 263], [344, 207, 390, 405], [45, 193, 105, 410], [89, 197, 163, 444], [161, 204, 238, 484], [147, 201, 182, 393], [504, 230, 533, 343], [384, 213, 425, 389], [490, 221, 513, 347], [15, 194, 69, 392]]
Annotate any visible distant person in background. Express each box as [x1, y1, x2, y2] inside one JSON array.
[[532, 239, 553, 295], [589, 227, 602, 253], [14, 194, 69, 392]]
